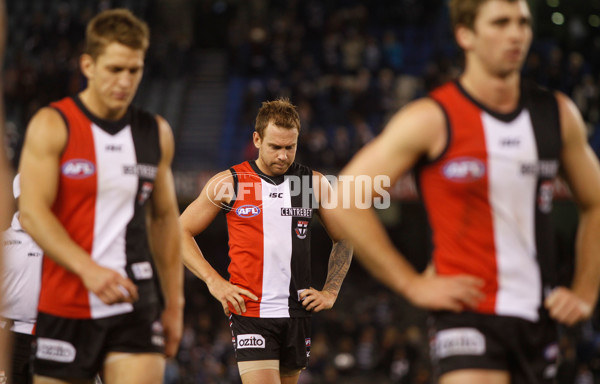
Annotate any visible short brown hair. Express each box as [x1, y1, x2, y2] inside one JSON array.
[[85, 9, 149, 59], [449, 0, 526, 31], [255, 98, 301, 138]]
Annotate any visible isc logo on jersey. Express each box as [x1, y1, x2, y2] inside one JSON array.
[[442, 158, 485, 182], [61, 159, 96, 179], [237, 334, 266, 349], [236, 205, 261, 218]]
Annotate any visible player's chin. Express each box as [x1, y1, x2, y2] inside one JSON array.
[[271, 163, 290, 174]]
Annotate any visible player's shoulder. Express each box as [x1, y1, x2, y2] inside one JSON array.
[[128, 105, 162, 130], [520, 79, 559, 108], [406, 97, 446, 117], [209, 169, 236, 187], [200, 169, 236, 203], [385, 97, 446, 136], [29, 106, 67, 127], [287, 162, 313, 177], [25, 106, 69, 149], [519, 79, 578, 128]]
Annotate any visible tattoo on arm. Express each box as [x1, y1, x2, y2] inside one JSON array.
[[323, 240, 353, 295]]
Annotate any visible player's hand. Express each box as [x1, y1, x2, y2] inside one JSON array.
[[161, 304, 183, 358], [299, 287, 337, 312], [544, 287, 593, 326], [207, 277, 258, 316], [80, 263, 138, 305], [404, 274, 485, 312]]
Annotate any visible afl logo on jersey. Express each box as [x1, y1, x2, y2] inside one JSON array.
[[236, 205, 261, 218], [442, 157, 485, 182], [61, 159, 96, 179]]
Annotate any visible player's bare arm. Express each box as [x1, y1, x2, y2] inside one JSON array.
[[179, 171, 258, 316], [300, 171, 353, 312], [0, 0, 11, 369], [0, 0, 9, 231], [544, 92, 600, 326], [19, 108, 138, 305], [147, 115, 184, 357], [331, 99, 485, 312]]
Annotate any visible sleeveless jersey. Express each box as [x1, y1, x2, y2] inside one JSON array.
[[38, 96, 162, 319], [1, 213, 43, 334], [225, 161, 316, 318], [419, 81, 561, 322]]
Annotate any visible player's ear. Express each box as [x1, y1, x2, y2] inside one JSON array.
[[455, 25, 474, 51], [253, 131, 261, 149], [80, 54, 95, 80]]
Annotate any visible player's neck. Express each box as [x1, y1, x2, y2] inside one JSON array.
[[78, 89, 128, 121], [459, 67, 521, 114], [254, 158, 273, 176]]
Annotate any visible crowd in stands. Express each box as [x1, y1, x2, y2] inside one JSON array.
[[4, 0, 600, 383], [2, 0, 189, 166], [224, 0, 600, 170]]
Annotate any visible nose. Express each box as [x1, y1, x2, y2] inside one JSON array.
[[509, 20, 529, 42], [277, 149, 288, 161], [118, 72, 134, 88]]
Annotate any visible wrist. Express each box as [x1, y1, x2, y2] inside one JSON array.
[[398, 272, 420, 301], [71, 254, 96, 278], [165, 295, 185, 310], [571, 284, 598, 307], [203, 270, 223, 287]]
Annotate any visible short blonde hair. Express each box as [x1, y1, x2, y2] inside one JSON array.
[[449, 0, 526, 31], [85, 8, 149, 59]]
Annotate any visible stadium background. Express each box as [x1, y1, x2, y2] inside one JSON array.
[[3, 0, 600, 382]]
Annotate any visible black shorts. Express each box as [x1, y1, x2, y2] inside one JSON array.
[[429, 311, 558, 384], [229, 314, 311, 370], [10, 331, 35, 384], [33, 305, 164, 380]]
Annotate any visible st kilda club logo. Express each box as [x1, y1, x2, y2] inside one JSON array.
[[295, 220, 308, 239]]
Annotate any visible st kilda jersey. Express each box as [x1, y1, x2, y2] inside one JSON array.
[[38, 96, 162, 319], [225, 161, 316, 318], [419, 81, 562, 322]]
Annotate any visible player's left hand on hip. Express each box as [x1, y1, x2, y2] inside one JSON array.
[[300, 288, 337, 312]]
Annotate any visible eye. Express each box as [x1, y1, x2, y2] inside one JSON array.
[[519, 17, 532, 26], [492, 18, 510, 27]]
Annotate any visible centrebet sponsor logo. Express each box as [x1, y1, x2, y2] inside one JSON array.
[[237, 334, 266, 349], [36, 338, 76, 363], [281, 208, 312, 218]]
